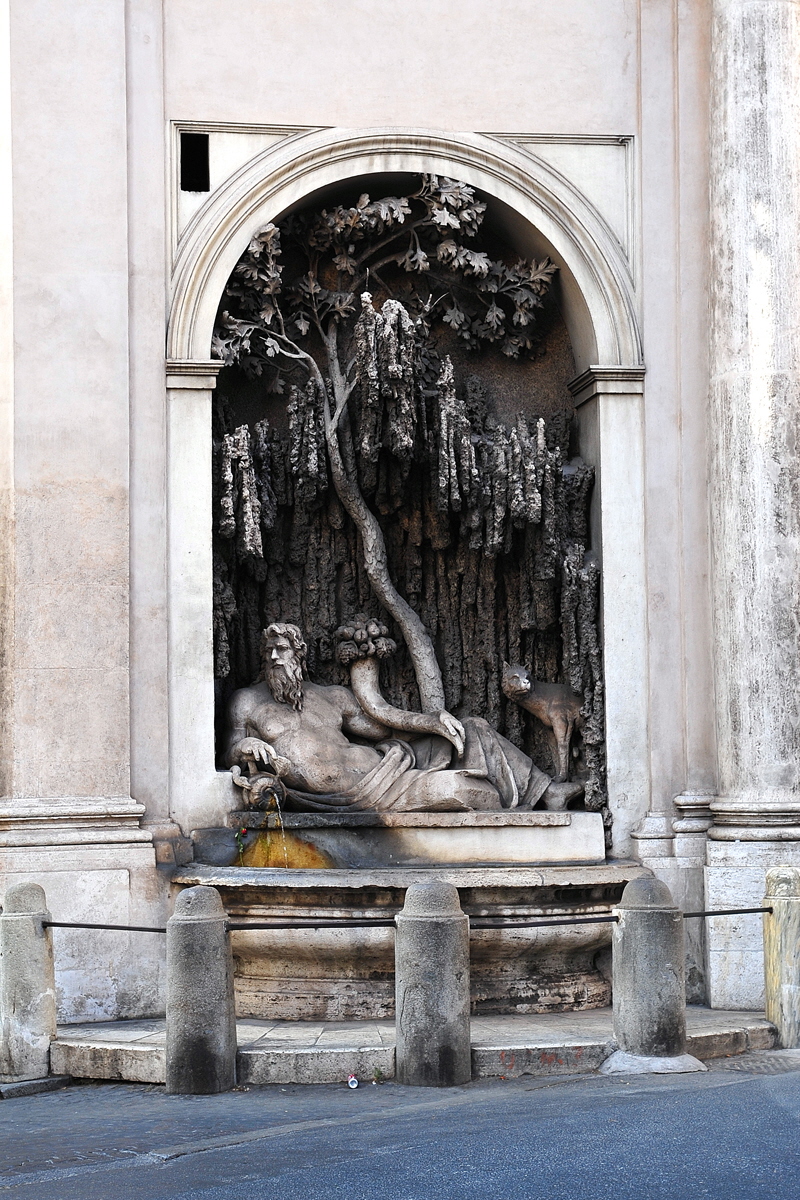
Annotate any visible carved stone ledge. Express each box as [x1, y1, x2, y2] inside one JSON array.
[[165, 360, 221, 390], [229, 811, 575, 829], [672, 793, 714, 867], [568, 365, 646, 408], [672, 793, 714, 834], [0, 797, 152, 848]]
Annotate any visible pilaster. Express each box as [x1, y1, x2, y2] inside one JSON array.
[[705, 0, 800, 1006], [166, 360, 233, 837], [569, 366, 648, 859]]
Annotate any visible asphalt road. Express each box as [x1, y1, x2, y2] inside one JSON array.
[[1, 1054, 799, 1199]]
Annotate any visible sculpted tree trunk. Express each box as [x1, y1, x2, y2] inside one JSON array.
[[319, 321, 446, 713]]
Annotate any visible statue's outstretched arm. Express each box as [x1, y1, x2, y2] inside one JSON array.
[[334, 616, 465, 755], [348, 656, 465, 757]]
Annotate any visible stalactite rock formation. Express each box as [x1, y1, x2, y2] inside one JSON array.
[[212, 290, 608, 826]]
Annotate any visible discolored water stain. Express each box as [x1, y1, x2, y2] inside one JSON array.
[[239, 830, 335, 869]]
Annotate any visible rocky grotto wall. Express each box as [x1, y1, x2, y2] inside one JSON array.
[[209, 176, 608, 834]]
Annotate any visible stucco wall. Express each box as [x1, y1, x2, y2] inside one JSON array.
[[163, 0, 639, 133], [7, 0, 131, 804], [1, 0, 717, 831], [0, 0, 721, 1015]]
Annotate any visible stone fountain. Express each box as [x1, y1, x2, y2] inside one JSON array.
[[176, 182, 649, 1021], [177, 622, 645, 1020]]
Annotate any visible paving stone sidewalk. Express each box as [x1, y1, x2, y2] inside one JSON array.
[[51, 1006, 774, 1085]]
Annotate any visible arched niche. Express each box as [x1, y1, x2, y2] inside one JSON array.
[[165, 128, 648, 858], [168, 127, 641, 371]]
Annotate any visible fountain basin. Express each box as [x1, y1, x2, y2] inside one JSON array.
[[171, 860, 648, 1021]]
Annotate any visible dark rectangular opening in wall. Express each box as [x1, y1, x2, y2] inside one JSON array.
[[180, 132, 210, 192]]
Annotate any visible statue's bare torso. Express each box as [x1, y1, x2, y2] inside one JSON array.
[[226, 681, 388, 794]]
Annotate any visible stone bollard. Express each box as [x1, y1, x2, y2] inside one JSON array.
[[763, 867, 800, 1049], [0, 883, 57, 1082], [395, 880, 471, 1087], [166, 886, 236, 1094], [601, 876, 706, 1075]]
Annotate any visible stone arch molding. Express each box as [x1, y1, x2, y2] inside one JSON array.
[[164, 126, 649, 857], [167, 126, 642, 371]]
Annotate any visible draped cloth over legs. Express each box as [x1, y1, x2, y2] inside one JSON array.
[[285, 717, 551, 813]]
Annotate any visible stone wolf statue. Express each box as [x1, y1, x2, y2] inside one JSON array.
[[501, 662, 584, 784]]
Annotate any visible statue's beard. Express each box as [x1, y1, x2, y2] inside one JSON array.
[[267, 661, 304, 711]]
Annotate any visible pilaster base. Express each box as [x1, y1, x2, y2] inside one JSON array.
[[705, 839, 800, 1010], [708, 797, 800, 842], [0, 801, 167, 1022], [632, 802, 710, 1003]]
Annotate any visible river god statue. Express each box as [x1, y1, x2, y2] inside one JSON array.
[[225, 621, 583, 813]]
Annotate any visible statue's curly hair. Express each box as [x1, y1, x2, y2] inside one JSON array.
[[259, 623, 308, 679]]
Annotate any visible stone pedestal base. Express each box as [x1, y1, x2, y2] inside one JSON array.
[[0, 833, 165, 1023], [193, 810, 606, 869], [705, 840, 800, 1010], [631, 799, 714, 1004]]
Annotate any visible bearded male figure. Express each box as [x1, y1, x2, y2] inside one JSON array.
[[225, 622, 583, 813]]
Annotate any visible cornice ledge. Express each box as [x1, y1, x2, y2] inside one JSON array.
[[166, 360, 222, 390], [0, 796, 152, 844], [569, 364, 646, 406]]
